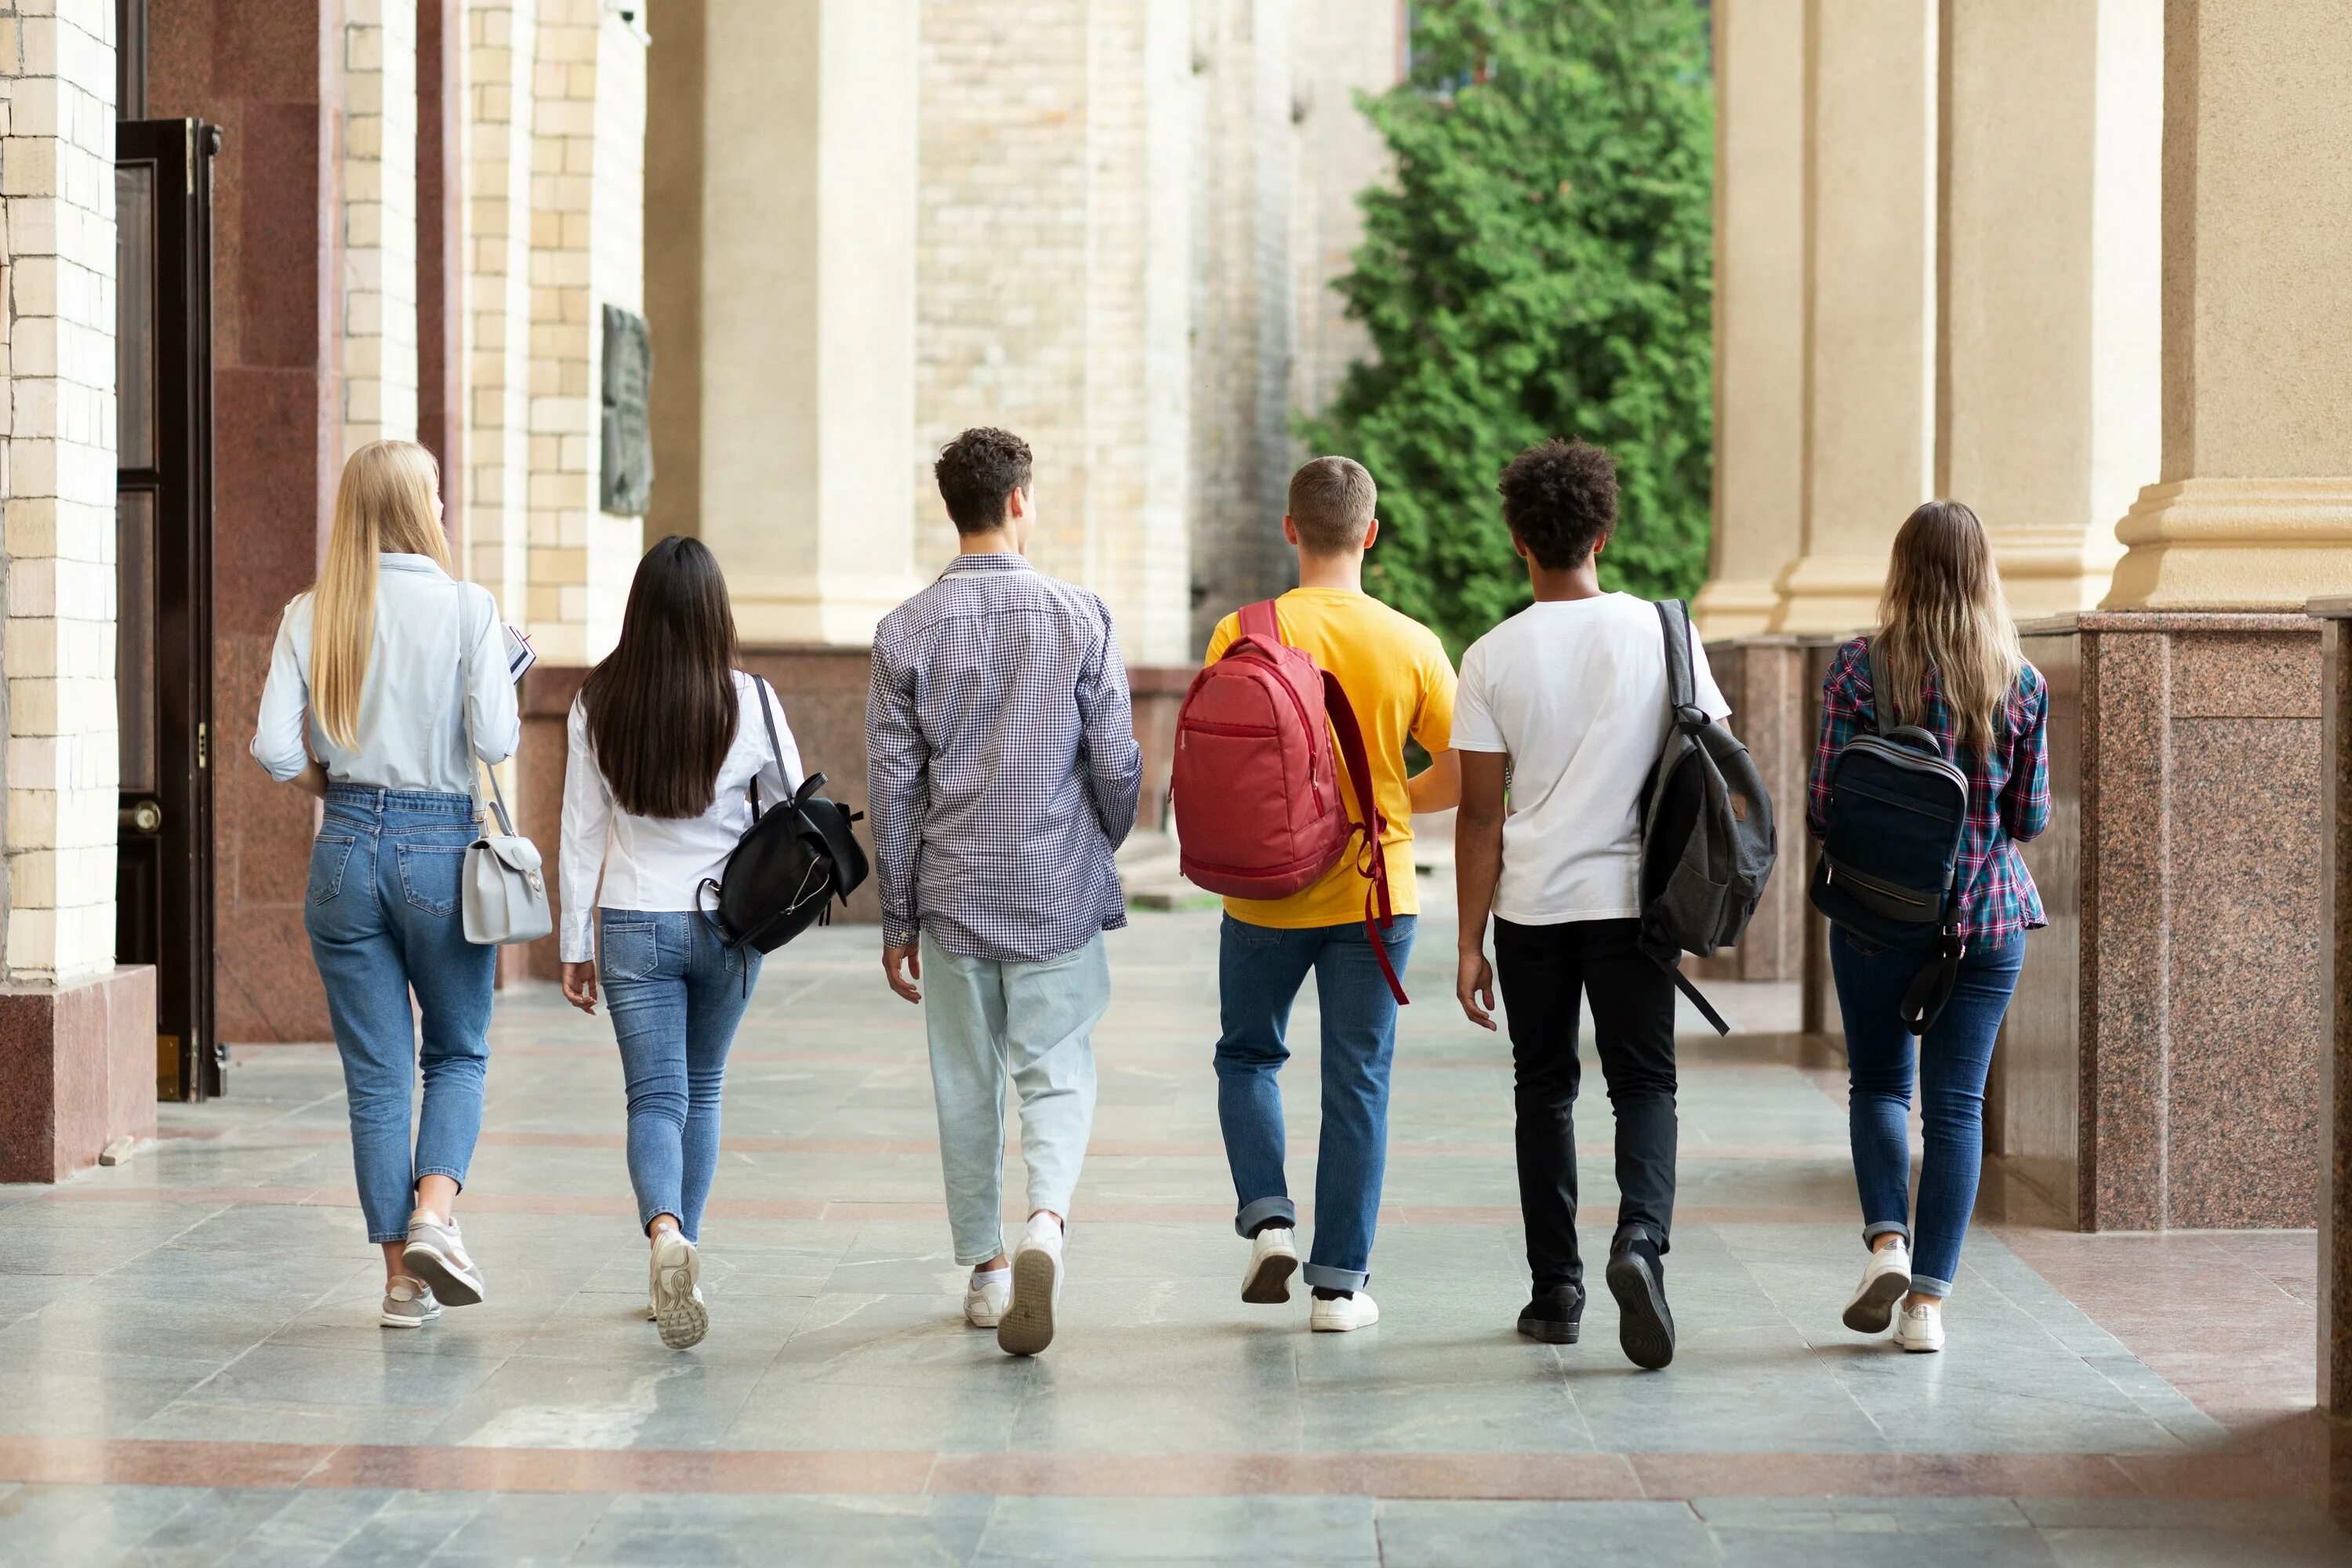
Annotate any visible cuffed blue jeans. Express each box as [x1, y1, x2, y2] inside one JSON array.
[[306, 787, 495, 1244], [1214, 913, 1416, 1293], [920, 933, 1108, 1266], [601, 910, 761, 1243], [1831, 925, 2026, 1298]]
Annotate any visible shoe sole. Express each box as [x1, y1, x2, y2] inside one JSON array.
[[1606, 1253, 1675, 1370], [379, 1310, 438, 1329], [653, 1239, 707, 1350], [1310, 1310, 1377, 1333], [401, 1240, 484, 1307], [1842, 1269, 1911, 1334], [1516, 1314, 1581, 1345], [997, 1247, 1058, 1356], [1242, 1250, 1298, 1305]]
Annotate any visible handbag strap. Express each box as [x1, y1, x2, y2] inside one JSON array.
[[458, 595, 519, 838]]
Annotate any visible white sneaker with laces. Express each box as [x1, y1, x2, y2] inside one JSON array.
[[650, 1229, 709, 1350], [1242, 1225, 1298, 1304], [1308, 1291, 1380, 1333], [401, 1210, 485, 1306], [965, 1267, 1011, 1328], [1842, 1239, 1913, 1334], [998, 1214, 1064, 1356], [1894, 1298, 1944, 1353]]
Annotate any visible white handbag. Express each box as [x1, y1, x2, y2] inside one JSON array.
[[458, 604, 554, 946]]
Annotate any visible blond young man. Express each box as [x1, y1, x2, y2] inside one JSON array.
[[1204, 457, 1460, 1332]]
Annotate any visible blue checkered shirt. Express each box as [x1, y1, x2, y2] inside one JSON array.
[[865, 552, 1143, 962]]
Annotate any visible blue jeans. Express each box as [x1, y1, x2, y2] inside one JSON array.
[[1214, 913, 1416, 1292], [306, 787, 495, 1244], [600, 909, 760, 1242], [1831, 925, 2026, 1298]]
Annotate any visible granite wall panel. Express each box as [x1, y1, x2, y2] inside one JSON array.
[[2318, 608, 2352, 1416], [0, 969, 159, 1183]]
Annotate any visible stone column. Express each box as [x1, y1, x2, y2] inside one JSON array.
[[2103, 2, 2352, 610], [696, 0, 919, 648], [1773, 0, 1937, 636], [1694, 0, 1805, 641], [1937, 0, 2160, 619], [343, 0, 421, 452], [2318, 597, 2352, 1416], [462, 0, 537, 621]]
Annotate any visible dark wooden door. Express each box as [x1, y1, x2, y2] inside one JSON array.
[[116, 119, 220, 1102]]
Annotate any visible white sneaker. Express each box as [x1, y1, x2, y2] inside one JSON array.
[[1842, 1239, 1913, 1334], [1308, 1291, 1380, 1333], [1242, 1226, 1299, 1304], [1894, 1298, 1944, 1353], [650, 1229, 708, 1350], [964, 1268, 1011, 1328], [998, 1214, 1064, 1356]]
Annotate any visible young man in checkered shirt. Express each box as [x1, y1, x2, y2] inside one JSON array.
[[865, 427, 1143, 1358]]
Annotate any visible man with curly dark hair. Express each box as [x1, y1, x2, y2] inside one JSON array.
[[1448, 437, 1730, 1370]]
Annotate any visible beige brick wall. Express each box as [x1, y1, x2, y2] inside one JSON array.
[[464, 0, 536, 620], [0, 0, 121, 983], [345, 0, 422, 452]]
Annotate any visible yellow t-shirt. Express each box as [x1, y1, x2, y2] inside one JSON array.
[[1203, 587, 1457, 928]]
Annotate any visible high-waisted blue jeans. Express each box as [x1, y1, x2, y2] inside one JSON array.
[[1831, 924, 2027, 1298], [599, 909, 761, 1242], [306, 787, 496, 1243], [1214, 913, 1417, 1293]]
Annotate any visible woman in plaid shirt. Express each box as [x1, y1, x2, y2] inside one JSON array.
[[1806, 501, 2050, 1355]]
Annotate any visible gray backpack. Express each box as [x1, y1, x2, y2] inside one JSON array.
[[1635, 600, 1778, 1034]]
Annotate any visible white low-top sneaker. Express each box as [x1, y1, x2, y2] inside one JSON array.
[[1242, 1225, 1299, 1305], [1842, 1240, 1914, 1334], [1308, 1291, 1380, 1333], [965, 1269, 1011, 1328], [401, 1211, 485, 1306], [651, 1229, 708, 1350], [380, 1277, 441, 1328], [998, 1214, 1064, 1356], [1894, 1298, 1944, 1353]]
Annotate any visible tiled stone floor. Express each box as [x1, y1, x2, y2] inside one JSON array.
[[1, 906, 2347, 1564]]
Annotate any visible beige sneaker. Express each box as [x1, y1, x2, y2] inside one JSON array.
[[401, 1212, 485, 1306], [651, 1229, 708, 1350], [380, 1276, 442, 1329]]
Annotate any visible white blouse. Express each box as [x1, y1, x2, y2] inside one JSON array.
[[558, 670, 805, 963], [250, 554, 520, 794]]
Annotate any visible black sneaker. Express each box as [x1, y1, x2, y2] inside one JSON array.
[[1515, 1283, 1584, 1345], [1605, 1234, 1675, 1370]]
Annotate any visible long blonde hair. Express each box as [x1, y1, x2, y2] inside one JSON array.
[[312, 440, 453, 749], [1874, 500, 2024, 757]]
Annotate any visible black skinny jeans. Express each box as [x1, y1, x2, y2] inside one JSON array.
[[1492, 916, 1679, 1293]]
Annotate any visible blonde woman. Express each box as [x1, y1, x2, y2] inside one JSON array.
[[251, 440, 521, 1327], [1806, 501, 2049, 1353]]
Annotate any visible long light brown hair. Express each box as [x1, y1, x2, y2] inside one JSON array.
[[311, 441, 454, 749], [1874, 500, 2024, 756]]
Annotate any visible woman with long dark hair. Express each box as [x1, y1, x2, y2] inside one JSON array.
[[1808, 501, 2049, 1354], [558, 535, 802, 1349]]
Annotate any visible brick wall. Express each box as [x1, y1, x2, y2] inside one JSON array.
[[464, 0, 536, 621], [343, 0, 421, 452]]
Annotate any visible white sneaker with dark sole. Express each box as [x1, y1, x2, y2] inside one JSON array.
[[1842, 1240, 1913, 1334], [1308, 1291, 1379, 1332], [1242, 1226, 1298, 1305], [401, 1213, 485, 1306], [651, 1229, 709, 1350], [997, 1215, 1063, 1357]]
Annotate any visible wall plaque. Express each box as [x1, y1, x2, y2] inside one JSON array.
[[601, 304, 655, 516]]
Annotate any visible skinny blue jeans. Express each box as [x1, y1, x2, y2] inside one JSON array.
[[600, 909, 760, 1242], [1831, 925, 2026, 1298], [1214, 913, 1416, 1292], [306, 787, 495, 1244]]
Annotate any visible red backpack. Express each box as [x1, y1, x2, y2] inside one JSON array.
[[1171, 600, 1406, 1004]]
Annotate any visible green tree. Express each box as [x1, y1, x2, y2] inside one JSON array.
[[1306, 0, 1715, 654]]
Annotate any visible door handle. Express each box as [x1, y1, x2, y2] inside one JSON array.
[[122, 800, 164, 834]]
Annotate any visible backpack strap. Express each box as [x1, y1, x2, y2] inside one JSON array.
[[1237, 598, 1283, 648], [1656, 599, 1704, 730], [1318, 669, 1408, 1007], [747, 676, 789, 822], [1864, 637, 1896, 739]]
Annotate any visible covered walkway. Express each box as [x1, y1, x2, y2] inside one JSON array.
[[0, 907, 2342, 1564]]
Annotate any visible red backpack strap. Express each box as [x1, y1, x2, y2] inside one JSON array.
[[1236, 599, 1284, 648], [1318, 670, 1409, 1007]]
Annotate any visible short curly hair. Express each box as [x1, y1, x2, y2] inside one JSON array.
[[1497, 438, 1619, 570], [935, 426, 1035, 533]]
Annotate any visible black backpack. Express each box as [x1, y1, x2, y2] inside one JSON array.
[[697, 679, 870, 962], [1636, 600, 1779, 1035], [1806, 639, 1971, 1033]]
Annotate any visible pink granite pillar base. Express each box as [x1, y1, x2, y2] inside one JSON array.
[[2315, 602, 2352, 1416], [0, 967, 159, 1183], [1704, 637, 1809, 984], [2002, 612, 2324, 1232]]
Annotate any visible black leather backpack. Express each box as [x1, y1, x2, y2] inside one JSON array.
[[697, 679, 869, 960]]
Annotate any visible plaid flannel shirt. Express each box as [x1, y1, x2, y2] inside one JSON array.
[[865, 552, 1142, 964], [1806, 637, 2051, 944]]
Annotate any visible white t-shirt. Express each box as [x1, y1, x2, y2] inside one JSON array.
[[1452, 593, 1730, 925]]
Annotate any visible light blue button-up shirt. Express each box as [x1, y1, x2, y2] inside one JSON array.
[[250, 553, 521, 796]]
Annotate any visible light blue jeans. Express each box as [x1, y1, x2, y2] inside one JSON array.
[[920, 932, 1109, 1265], [306, 787, 495, 1244], [601, 909, 762, 1242]]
